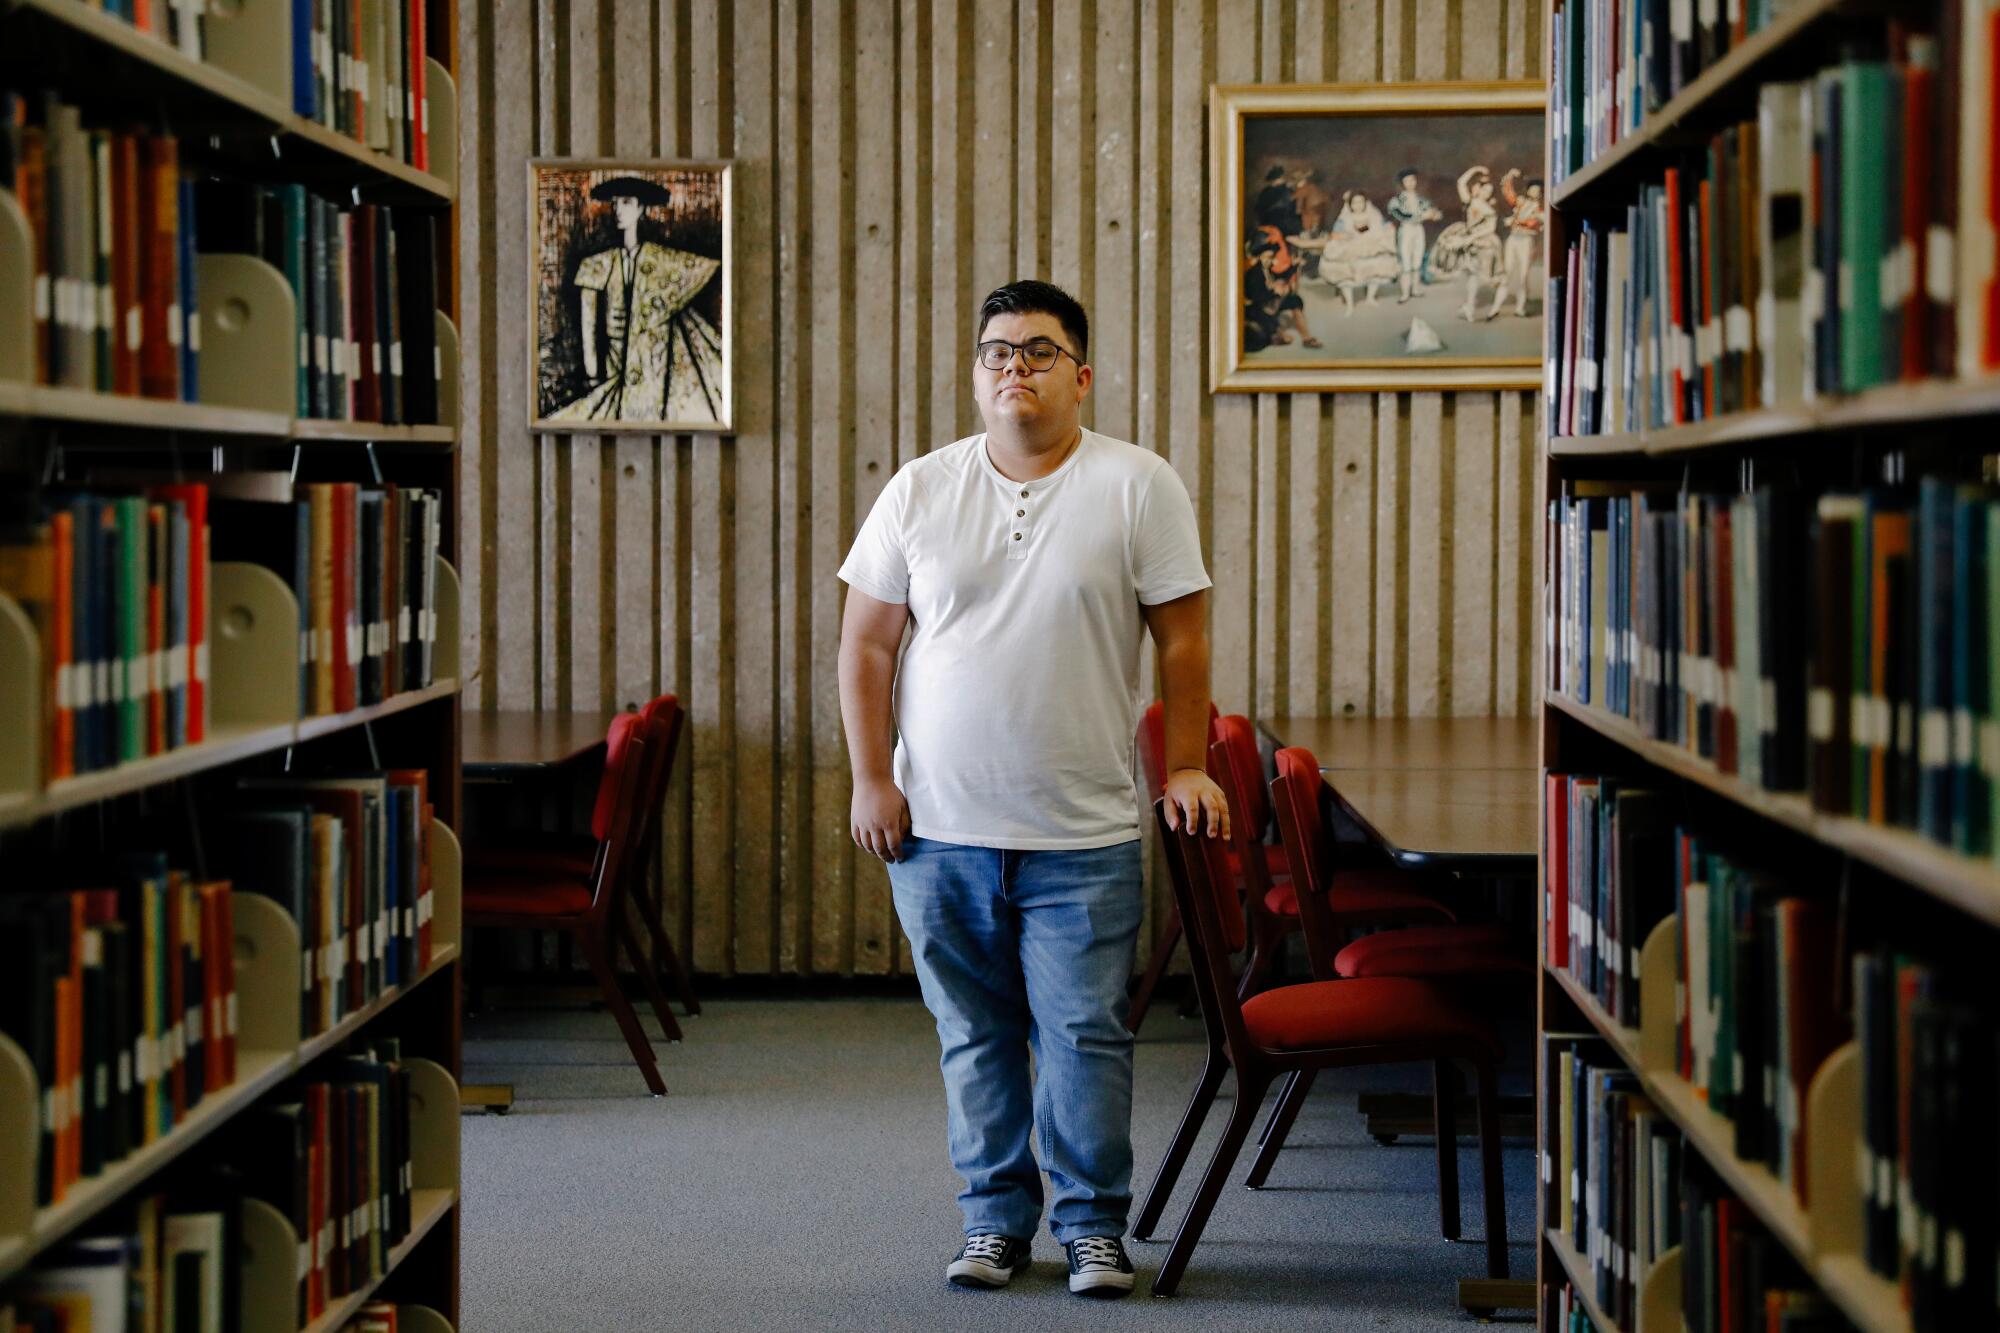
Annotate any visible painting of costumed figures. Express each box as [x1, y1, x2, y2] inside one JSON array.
[[1211, 82, 1545, 393], [530, 159, 733, 432]]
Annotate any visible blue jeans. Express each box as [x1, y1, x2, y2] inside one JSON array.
[[888, 836, 1145, 1244]]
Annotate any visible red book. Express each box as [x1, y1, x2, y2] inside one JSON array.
[[1664, 168, 1689, 424], [110, 133, 141, 396], [331, 483, 358, 713], [1544, 773, 1569, 968], [409, 0, 428, 171], [137, 135, 181, 400]]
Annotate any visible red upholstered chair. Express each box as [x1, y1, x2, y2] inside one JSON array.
[[463, 711, 679, 1095], [465, 694, 698, 1031], [1133, 801, 1510, 1296], [1126, 699, 1221, 1034]]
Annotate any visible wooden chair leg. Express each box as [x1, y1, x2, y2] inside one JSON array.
[[1125, 905, 1182, 1035], [1476, 1058, 1509, 1279], [584, 932, 667, 1096], [1256, 1068, 1300, 1145], [1245, 1067, 1315, 1188], [1151, 1070, 1271, 1298], [1133, 1051, 1226, 1240], [1434, 1059, 1461, 1240], [616, 911, 684, 1043], [631, 874, 701, 1016]]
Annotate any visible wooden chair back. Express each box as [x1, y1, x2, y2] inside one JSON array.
[[1269, 745, 1346, 981], [1154, 799, 1256, 1062]]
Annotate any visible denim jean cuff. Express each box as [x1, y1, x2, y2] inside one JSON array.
[[1049, 1216, 1130, 1245]]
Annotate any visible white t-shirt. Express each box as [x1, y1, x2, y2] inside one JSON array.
[[838, 429, 1210, 850]]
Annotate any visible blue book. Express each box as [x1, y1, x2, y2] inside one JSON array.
[[292, 0, 318, 119], [1917, 478, 1955, 842], [177, 174, 200, 402], [1951, 490, 1986, 853]]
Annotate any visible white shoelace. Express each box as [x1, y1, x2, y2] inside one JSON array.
[[1070, 1236, 1125, 1270], [961, 1234, 1014, 1264]]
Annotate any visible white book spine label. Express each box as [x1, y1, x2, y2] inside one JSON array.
[[189, 313, 201, 353], [1919, 710, 1951, 766], [1724, 305, 1751, 353], [1926, 225, 1956, 303], [126, 306, 142, 352], [1804, 270, 1825, 322], [1981, 719, 2000, 778], [1807, 688, 1833, 741], [34, 273, 49, 321], [1952, 708, 1974, 764]]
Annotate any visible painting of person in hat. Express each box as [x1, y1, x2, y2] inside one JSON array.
[[539, 169, 729, 429]]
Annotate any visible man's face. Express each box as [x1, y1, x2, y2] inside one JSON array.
[[974, 311, 1091, 435], [613, 196, 642, 228]]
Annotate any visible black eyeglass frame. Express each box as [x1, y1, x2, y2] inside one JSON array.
[[974, 338, 1085, 373]]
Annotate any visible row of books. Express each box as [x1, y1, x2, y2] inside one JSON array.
[[1548, 483, 1807, 785], [343, 1306, 416, 1333], [212, 481, 446, 716], [1544, 774, 1675, 1030], [1547, 476, 2000, 857], [0, 483, 211, 781], [2, 97, 201, 403], [1853, 948, 1998, 1328], [1546, 1283, 1604, 1333], [195, 181, 446, 425], [291, 0, 434, 175], [1679, 1161, 1850, 1332], [234, 1044, 422, 1324], [59, 0, 210, 61], [0, 864, 239, 1210], [1549, 19, 2000, 438], [222, 769, 440, 1038], [0, 1176, 243, 1333], [1551, 0, 1794, 183], [1543, 1032, 1684, 1327]]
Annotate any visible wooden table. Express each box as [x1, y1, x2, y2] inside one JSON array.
[[1262, 715, 1540, 1317], [458, 708, 622, 1114], [462, 708, 624, 773]]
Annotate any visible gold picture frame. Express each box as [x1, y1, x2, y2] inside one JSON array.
[[528, 158, 734, 433], [1211, 81, 1547, 394]]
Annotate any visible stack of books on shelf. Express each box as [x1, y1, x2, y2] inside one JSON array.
[[212, 480, 446, 715], [1546, 472, 2000, 859], [195, 182, 445, 425], [57, 0, 213, 60], [0, 861, 239, 1209], [0, 1170, 247, 1333], [3, 94, 203, 404], [1853, 947, 1999, 1328], [292, 0, 434, 172], [0, 483, 211, 781], [225, 767, 439, 1036], [232, 1042, 420, 1325], [1679, 1159, 1850, 1331], [1548, 1280, 1607, 1332], [1552, 0, 1801, 185], [1543, 775, 1676, 1029], [344, 1304, 418, 1333], [1547, 2, 2000, 438]]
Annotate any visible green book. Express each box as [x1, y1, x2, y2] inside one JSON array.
[[278, 185, 311, 416], [1838, 61, 1889, 392], [1986, 500, 2000, 859]]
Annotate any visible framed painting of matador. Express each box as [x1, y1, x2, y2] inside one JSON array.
[[529, 159, 734, 432]]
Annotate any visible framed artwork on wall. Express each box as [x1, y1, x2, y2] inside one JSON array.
[[529, 158, 734, 432], [1210, 81, 1547, 394]]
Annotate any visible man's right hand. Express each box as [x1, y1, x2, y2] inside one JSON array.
[[851, 778, 912, 863]]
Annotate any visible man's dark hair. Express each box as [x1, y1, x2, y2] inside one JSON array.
[[977, 280, 1090, 362]]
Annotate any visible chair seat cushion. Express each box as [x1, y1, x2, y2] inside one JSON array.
[[1240, 975, 1500, 1055], [1261, 868, 1457, 924], [464, 868, 593, 918], [1333, 924, 1530, 979]]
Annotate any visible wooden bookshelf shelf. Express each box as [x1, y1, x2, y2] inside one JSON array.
[[290, 420, 458, 446], [300, 1189, 457, 1333], [1545, 1228, 1624, 1333], [0, 680, 459, 831], [1549, 0, 1843, 210], [1543, 692, 2000, 926], [0, 383, 459, 446], [1544, 376, 2000, 459]]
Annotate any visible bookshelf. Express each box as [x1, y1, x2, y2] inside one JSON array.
[[0, 0, 464, 1326], [1539, 4, 2000, 1332]]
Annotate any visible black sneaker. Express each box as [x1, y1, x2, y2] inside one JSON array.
[[946, 1233, 1032, 1288], [1064, 1235, 1136, 1297]]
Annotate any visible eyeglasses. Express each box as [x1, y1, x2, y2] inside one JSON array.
[[975, 339, 1081, 373]]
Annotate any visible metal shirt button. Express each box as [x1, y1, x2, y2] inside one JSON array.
[[1020, 489, 1029, 498], [1016, 509, 1025, 517], [1013, 532, 1022, 541]]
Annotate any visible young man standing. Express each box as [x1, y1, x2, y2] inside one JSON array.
[[837, 280, 1227, 1298]]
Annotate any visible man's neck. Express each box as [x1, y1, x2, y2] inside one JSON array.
[[985, 424, 1082, 483]]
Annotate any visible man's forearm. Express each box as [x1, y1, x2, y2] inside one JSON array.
[[1157, 634, 1213, 774], [838, 641, 899, 783]]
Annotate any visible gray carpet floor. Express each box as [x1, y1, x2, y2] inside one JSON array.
[[461, 996, 1537, 1332]]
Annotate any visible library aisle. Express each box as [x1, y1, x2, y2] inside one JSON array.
[[459, 1000, 1537, 1331]]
